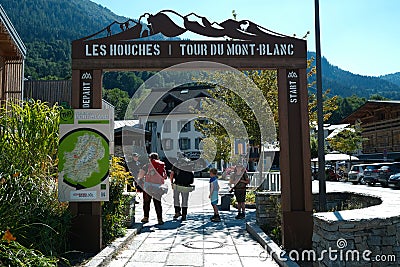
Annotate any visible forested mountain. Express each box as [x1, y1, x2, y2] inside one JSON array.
[[380, 72, 400, 87], [2, 0, 127, 79], [307, 52, 400, 100], [2, 0, 400, 103], [2, 0, 126, 43]]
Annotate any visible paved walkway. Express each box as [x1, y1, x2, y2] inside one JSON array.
[[103, 180, 279, 267], [94, 180, 400, 267]]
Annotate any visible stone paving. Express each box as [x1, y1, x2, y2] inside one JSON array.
[[86, 179, 400, 267], [103, 192, 279, 267]]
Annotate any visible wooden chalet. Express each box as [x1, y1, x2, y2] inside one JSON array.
[[341, 100, 400, 161], [0, 5, 26, 105]]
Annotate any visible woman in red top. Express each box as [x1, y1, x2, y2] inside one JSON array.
[[137, 152, 166, 225]]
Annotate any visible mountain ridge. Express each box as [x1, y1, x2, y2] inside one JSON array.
[[1, 0, 400, 99], [307, 52, 400, 99]]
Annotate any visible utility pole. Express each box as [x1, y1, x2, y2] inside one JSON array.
[[315, 0, 327, 211]]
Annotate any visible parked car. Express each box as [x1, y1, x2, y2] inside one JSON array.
[[377, 163, 400, 187], [325, 167, 340, 181], [388, 173, 400, 188], [363, 163, 389, 186], [347, 164, 369, 185]]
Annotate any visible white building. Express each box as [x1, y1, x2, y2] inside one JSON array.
[[133, 84, 257, 171], [134, 85, 211, 163]]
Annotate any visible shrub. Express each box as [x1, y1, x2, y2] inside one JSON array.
[[0, 100, 71, 259], [0, 170, 71, 256], [0, 237, 58, 267], [0, 100, 60, 176], [245, 190, 256, 203], [102, 157, 133, 246], [231, 190, 256, 206]]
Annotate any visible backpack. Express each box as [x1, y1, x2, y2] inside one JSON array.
[[145, 159, 166, 184], [175, 168, 194, 186]]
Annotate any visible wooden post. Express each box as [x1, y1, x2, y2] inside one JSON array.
[[69, 69, 103, 252], [278, 68, 313, 250]]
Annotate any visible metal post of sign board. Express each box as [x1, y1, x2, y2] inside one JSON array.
[[315, 0, 327, 212]]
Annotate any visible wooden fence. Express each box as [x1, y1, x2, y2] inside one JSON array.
[[247, 171, 281, 192], [24, 80, 72, 106]]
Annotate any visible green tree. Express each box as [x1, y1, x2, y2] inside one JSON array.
[[326, 123, 367, 164], [194, 58, 340, 163], [194, 70, 277, 163], [308, 88, 338, 126], [369, 94, 388, 100], [307, 57, 339, 126], [103, 88, 130, 120], [310, 135, 318, 159], [103, 72, 145, 97], [328, 94, 367, 123]]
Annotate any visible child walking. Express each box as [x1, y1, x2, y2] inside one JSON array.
[[209, 168, 221, 222]]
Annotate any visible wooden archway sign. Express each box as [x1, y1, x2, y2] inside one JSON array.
[[71, 10, 312, 252]]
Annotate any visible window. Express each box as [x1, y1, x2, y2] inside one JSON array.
[[195, 137, 202, 149], [179, 138, 191, 150], [394, 131, 400, 146], [178, 120, 191, 132], [237, 143, 244, 154], [145, 121, 157, 132], [163, 120, 171, 133], [167, 101, 175, 109], [162, 139, 173, 150]]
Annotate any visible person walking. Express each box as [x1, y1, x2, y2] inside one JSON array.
[[128, 152, 142, 198], [137, 152, 167, 225], [170, 157, 194, 221], [209, 168, 221, 222], [229, 164, 249, 219]]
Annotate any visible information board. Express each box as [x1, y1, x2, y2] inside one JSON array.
[[58, 109, 112, 202]]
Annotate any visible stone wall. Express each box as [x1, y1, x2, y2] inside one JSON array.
[[255, 191, 381, 228], [312, 192, 382, 212], [255, 192, 281, 228], [255, 191, 399, 267], [312, 216, 400, 267], [312, 192, 398, 267]]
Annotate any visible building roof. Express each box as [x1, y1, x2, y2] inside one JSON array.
[[114, 120, 139, 130], [340, 100, 400, 124], [134, 84, 212, 116], [326, 124, 350, 139], [0, 5, 26, 59]]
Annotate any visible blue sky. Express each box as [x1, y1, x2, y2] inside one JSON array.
[[91, 0, 399, 77]]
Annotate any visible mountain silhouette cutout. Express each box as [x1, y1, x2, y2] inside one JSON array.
[[77, 10, 294, 43]]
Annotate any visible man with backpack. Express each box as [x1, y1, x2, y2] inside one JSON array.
[[137, 152, 167, 225], [170, 157, 195, 221]]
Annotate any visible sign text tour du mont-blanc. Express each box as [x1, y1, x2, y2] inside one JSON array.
[[83, 41, 297, 58]]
